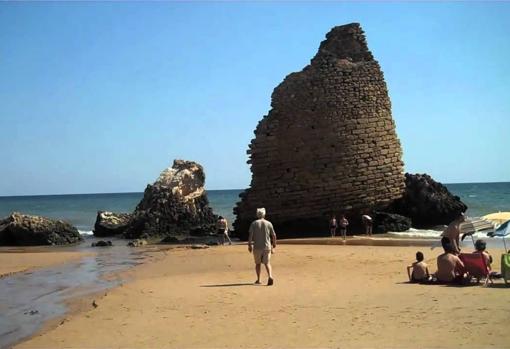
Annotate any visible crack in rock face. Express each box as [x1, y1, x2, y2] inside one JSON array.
[[233, 23, 405, 239]]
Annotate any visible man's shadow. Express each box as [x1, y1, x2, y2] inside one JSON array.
[[200, 282, 258, 288]]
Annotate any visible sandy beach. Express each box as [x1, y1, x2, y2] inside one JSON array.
[[0, 250, 92, 278], [15, 242, 509, 349]]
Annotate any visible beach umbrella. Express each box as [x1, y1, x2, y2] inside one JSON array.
[[460, 218, 495, 247], [482, 212, 510, 225], [488, 219, 510, 251]]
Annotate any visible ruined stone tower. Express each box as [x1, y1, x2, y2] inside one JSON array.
[[234, 23, 405, 238]]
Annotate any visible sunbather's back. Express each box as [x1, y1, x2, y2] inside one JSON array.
[[412, 261, 428, 280], [436, 252, 464, 282]]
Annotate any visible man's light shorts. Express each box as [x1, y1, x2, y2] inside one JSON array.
[[253, 249, 271, 264]]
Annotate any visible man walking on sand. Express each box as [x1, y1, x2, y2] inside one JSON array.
[[248, 208, 277, 286]]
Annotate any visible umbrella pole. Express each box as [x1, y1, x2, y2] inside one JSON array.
[[503, 237, 508, 252], [471, 235, 476, 248]]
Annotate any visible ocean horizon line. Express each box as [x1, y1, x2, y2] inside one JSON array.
[[0, 180, 509, 199], [0, 188, 244, 199]]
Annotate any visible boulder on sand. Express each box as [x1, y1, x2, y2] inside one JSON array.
[[388, 173, 467, 227], [124, 160, 217, 239], [93, 211, 132, 237], [373, 211, 412, 234], [0, 212, 82, 246], [127, 239, 147, 247], [91, 240, 113, 247]]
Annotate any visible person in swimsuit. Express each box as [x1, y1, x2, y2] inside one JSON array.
[[339, 214, 349, 241], [216, 216, 232, 245], [407, 251, 430, 282], [362, 214, 373, 236], [329, 215, 337, 237]]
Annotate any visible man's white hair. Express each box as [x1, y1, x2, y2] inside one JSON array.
[[256, 208, 266, 219]]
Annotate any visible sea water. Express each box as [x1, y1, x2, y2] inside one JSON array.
[[0, 183, 508, 237]]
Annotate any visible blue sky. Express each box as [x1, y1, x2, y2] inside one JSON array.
[[0, 2, 509, 196]]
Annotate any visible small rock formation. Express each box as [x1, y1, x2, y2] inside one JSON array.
[[124, 160, 217, 239], [91, 240, 113, 247], [160, 235, 218, 245], [189, 244, 209, 249], [373, 211, 412, 234], [93, 211, 132, 237], [127, 239, 147, 247], [234, 23, 405, 239], [388, 173, 467, 227], [0, 212, 82, 246]]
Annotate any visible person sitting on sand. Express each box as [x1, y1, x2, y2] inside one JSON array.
[[216, 216, 232, 245], [441, 213, 465, 255], [329, 215, 337, 237], [436, 237, 466, 284], [407, 251, 430, 283], [248, 208, 277, 286], [473, 239, 492, 269], [339, 214, 349, 241], [362, 214, 372, 236]]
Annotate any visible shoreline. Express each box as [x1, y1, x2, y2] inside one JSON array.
[[0, 244, 160, 348], [12, 241, 509, 349]]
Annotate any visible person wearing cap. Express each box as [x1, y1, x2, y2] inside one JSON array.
[[441, 213, 466, 254], [248, 208, 277, 286]]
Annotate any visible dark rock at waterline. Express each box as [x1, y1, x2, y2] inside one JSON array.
[[123, 160, 217, 239], [159, 235, 218, 245], [127, 239, 147, 247], [388, 173, 467, 227], [0, 212, 82, 246], [91, 240, 113, 247], [373, 211, 412, 234], [93, 211, 132, 237]]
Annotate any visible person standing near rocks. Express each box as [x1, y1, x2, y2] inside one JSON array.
[[362, 214, 373, 236], [441, 213, 465, 254], [216, 216, 232, 245], [248, 208, 277, 286], [339, 214, 349, 241], [329, 215, 337, 237]]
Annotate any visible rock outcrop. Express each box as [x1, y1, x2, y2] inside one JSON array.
[[93, 211, 132, 237], [91, 240, 113, 247], [373, 211, 412, 234], [234, 23, 405, 239], [388, 173, 467, 227], [124, 160, 217, 239], [0, 212, 82, 246], [127, 239, 147, 247]]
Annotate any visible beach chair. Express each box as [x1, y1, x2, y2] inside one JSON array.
[[459, 253, 493, 286], [502, 253, 510, 285]]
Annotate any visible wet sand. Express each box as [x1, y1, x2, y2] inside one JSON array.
[[0, 243, 152, 348], [16, 243, 509, 349], [0, 250, 92, 278]]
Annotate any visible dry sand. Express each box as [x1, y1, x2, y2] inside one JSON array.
[[16, 243, 509, 348], [0, 250, 91, 278]]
